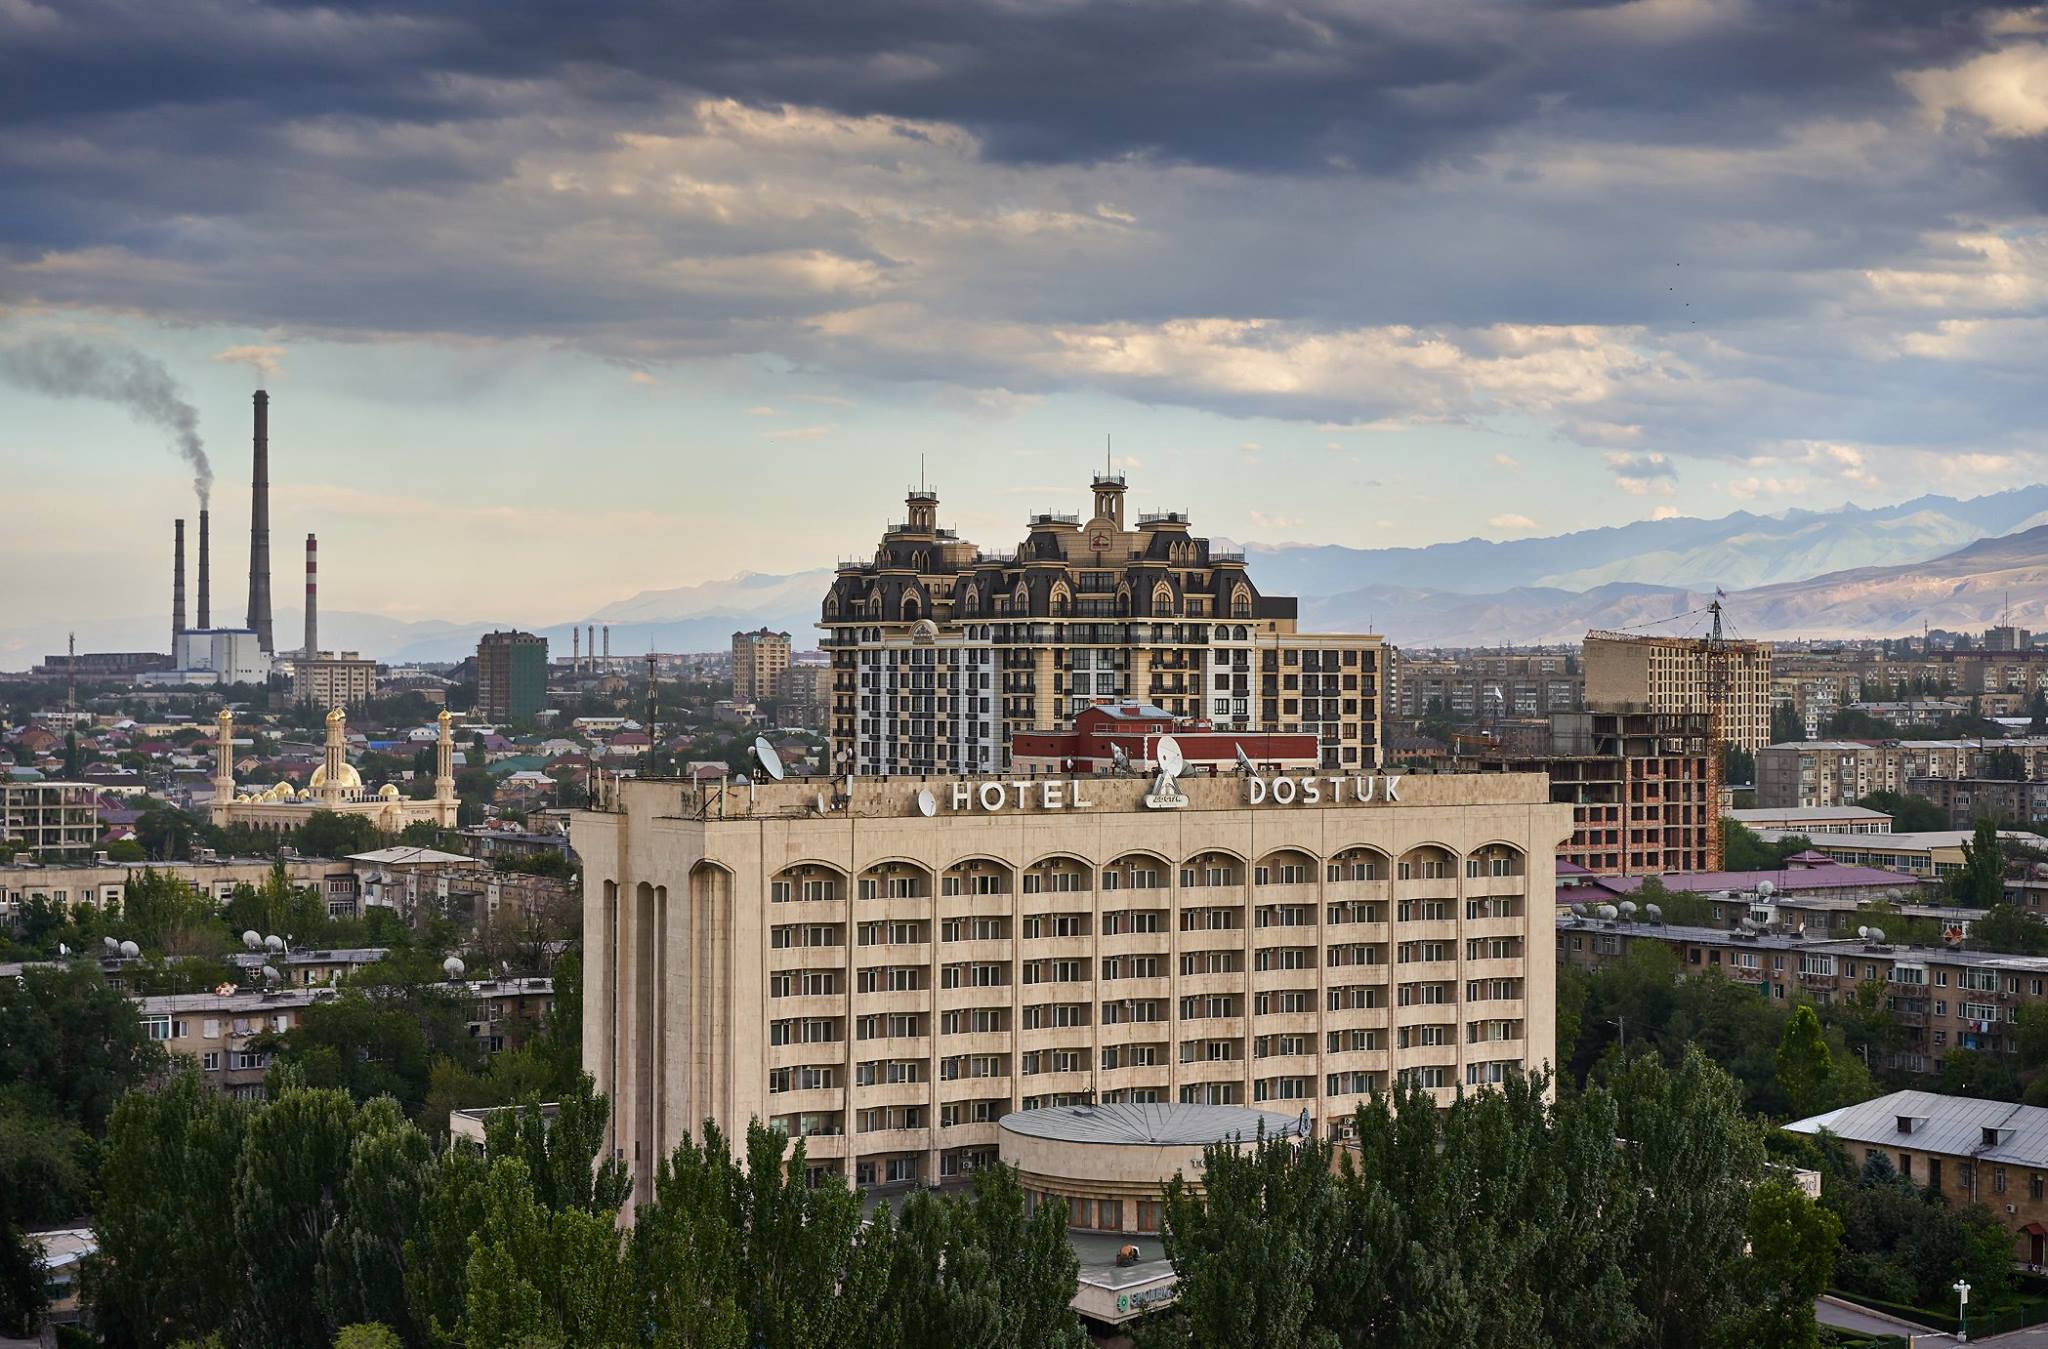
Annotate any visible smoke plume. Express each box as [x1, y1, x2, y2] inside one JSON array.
[[0, 335, 212, 503], [211, 343, 284, 383]]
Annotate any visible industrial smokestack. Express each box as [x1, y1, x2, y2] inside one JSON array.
[[173, 518, 186, 651], [304, 533, 318, 658], [246, 390, 274, 653], [603, 624, 610, 664], [587, 625, 595, 672], [197, 508, 211, 630], [572, 627, 579, 668]]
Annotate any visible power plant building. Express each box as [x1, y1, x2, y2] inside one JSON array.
[[821, 473, 1385, 777], [477, 630, 549, 722], [579, 765, 1567, 1201]]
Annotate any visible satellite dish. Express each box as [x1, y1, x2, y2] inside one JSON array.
[[57, 943, 69, 957], [1617, 900, 1638, 917], [916, 788, 937, 818], [1570, 903, 1588, 918], [119, 940, 140, 959], [102, 936, 119, 953], [1644, 903, 1663, 922], [1869, 926, 1886, 944], [1110, 744, 1131, 773], [1596, 904, 1619, 920], [1155, 735, 1185, 778], [751, 736, 786, 782], [814, 791, 829, 815], [1857, 926, 1871, 940], [241, 930, 262, 951], [1756, 880, 1776, 899], [264, 935, 285, 953], [1235, 743, 1255, 776], [442, 956, 466, 980], [500, 960, 511, 975], [260, 965, 280, 984]]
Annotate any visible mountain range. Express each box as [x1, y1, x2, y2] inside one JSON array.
[[14, 486, 2048, 666]]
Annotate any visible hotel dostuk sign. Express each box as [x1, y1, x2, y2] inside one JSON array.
[[938, 772, 1404, 814]]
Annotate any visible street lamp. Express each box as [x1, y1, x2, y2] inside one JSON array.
[[1954, 1278, 1971, 1342]]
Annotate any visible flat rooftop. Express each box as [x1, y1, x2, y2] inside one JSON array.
[[999, 1102, 1308, 1147]]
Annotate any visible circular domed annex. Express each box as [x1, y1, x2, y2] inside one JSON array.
[[999, 1103, 1308, 1237]]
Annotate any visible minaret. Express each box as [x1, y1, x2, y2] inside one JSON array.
[[319, 707, 348, 804], [210, 709, 235, 825], [434, 709, 458, 826]]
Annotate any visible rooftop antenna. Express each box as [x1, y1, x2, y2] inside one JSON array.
[[644, 648, 657, 777]]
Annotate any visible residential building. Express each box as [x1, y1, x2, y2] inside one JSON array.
[[1, 782, 98, 860], [579, 764, 1569, 1200], [476, 630, 549, 722], [1908, 776, 2048, 829], [1389, 650, 1582, 722], [782, 660, 834, 731], [733, 628, 793, 705], [1010, 702, 1319, 776], [1761, 828, 2035, 880], [1755, 739, 1986, 808], [293, 651, 378, 710], [138, 976, 553, 1100], [1558, 915, 2048, 1076], [1465, 709, 1718, 877], [1566, 854, 1934, 912], [1583, 628, 1774, 753], [820, 473, 1383, 775], [1786, 1091, 2048, 1266], [1726, 806, 1894, 835], [0, 855, 352, 924]]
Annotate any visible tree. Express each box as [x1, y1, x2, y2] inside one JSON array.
[[258, 985, 480, 1117], [1775, 1005, 1833, 1120], [230, 1088, 377, 1347], [1722, 742, 1756, 787], [318, 1105, 435, 1339], [1967, 903, 2048, 956], [1939, 1047, 2021, 1101], [2031, 689, 2047, 735], [0, 963, 163, 1133], [121, 867, 219, 955], [1770, 703, 1805, 745], [1858, 791, 1947, 834], [1729, 1180, 1840, 1349], [1955, 817, 2009, 908], [89, 1074, 250, 1345], [333, 1327, 403, 1349], [1985, 747, 2028, 783], [1721, 821, 1812, 873]]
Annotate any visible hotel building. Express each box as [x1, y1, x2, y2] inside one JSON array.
[[578, 767, 1568, 1200], [820, 474, 1383, 776], [733, 628, 793, 705]]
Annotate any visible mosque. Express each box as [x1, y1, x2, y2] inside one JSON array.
[[209, 706, 459, 833]]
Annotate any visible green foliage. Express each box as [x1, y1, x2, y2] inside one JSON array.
[[1722, 821, 1814, 872], [297, 810, 386, 861], [496, 849, 573, 879], [89, 1074, 250, 1345], [258, 983, 482, 1118], [1776, 1005, 1834, 1120], [105, 839, 147, 862], [1729, 1180, 1841, 1349], [230, 1088, 372, 1347], [1956, 817, 2010, 908], [1967, 903, 2048, 955], [1826, 1151, 2015, 1310], [0, 963, 163, 1134], [1985, 746, 2028, 783], [1636, 875, 1714, 925], [122, 868, 222, 955], [1722, 742, 1756, 786], [333, 1326, 404, 1349], [1938, 1047, 2021, 1101], [1857, 791, 1949, 834], [1771, 703, 1806, 746], [1147, 1055, 1766, 1349]]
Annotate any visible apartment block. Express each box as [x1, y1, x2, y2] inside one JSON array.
[[821, 474, 1382, 775], [1, 783, 99, 861], [733, 628, 793, 705], [580, 768, 1569, 1199], [1908, 776, 2048, 829], [476, 630, 549, 722], [293, 651, 378, 710], [1583, 629, 1773, 753], [1755, 739, 1985, 808], [1390, 651, 1583, 721]]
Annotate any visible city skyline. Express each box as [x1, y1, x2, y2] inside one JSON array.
[[7, 3, 2048, 645]]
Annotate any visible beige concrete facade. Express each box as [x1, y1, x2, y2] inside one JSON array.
[[732, 628, 793, 705], [1584, 630, 1774, 753], [0, 856, 351, 922], [578, 769, 1568, 1199], [1, 782, 99, 860], [293, 651, 377, 710]]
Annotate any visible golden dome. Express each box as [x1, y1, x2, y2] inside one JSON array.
[[378, 783, 400, 800], [309, 762, 363, 792]]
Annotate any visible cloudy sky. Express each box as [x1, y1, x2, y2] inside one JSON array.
[[5, 0, 2048, 648]]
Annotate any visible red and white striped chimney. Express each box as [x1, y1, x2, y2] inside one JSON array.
[[304, 533, 318, 657]]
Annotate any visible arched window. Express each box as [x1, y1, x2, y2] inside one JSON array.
[[903, 594, 922, 622], [1231, 586, 1252, 620], [1151, 582, 1174, 618]]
